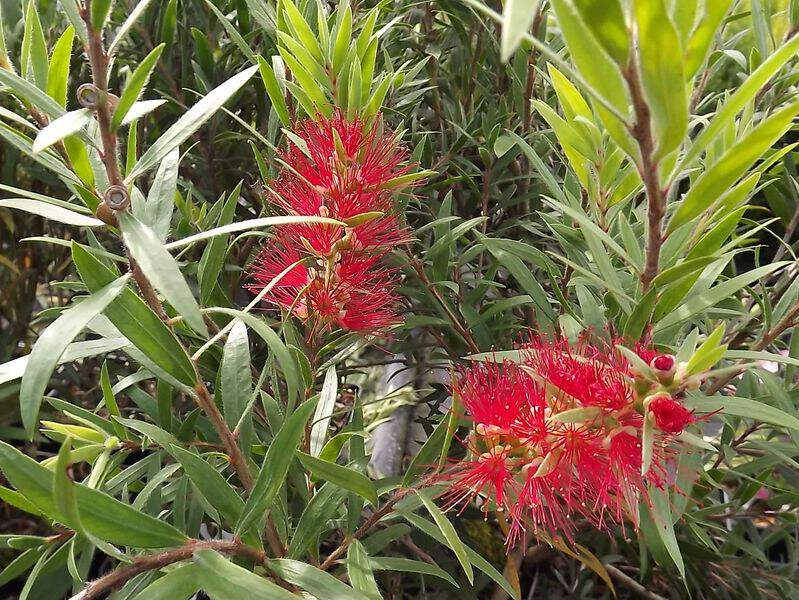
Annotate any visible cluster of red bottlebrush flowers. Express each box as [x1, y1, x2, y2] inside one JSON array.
[[248, 112, 419, 336], [443, 337, 696, 547]]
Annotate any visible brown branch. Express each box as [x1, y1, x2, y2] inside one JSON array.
[[73, 539, 265, 600], [622, 62, 666, 294], [319, 489, 410, 571]]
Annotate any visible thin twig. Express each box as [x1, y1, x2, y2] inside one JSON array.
[[71, 539, 265, 599]]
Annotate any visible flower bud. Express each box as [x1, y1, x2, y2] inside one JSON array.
[[650, 354, 676, 382], [647, 393, 694, 434]]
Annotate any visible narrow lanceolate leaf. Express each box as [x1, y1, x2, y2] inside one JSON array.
[[684, 0, 733, 79], [194, 550, 298, 600], [416, 490, 474, 583], [679, 34, 799, 172], [686, 395, 799, 432], [669, 102, 799, 233], [71, 242, 197, 387], [310, 366, 338, 456], [500, 0, 541, 62], [53, 437, 81, 532], [108, 0, 158, 55], [0, 441, 188, 547], [164, 215, 343, 250], [199, 185, 239, 304], [221, 320, 252, 429], [119, 212, 208, 336], [573, 0, 629, 64], [20, 276, 129, 437], [143, 147, 180, 242], [111, 44, 165, 131], [46, 26, 75, 107], [128, 563, 201, 600], [0, 68, 65, 118], [167, 445, 244, 527], [296, 452, 378, 506], [236, 398, 318, 534], [634, 0, 687, 158], [268, 559, 372, 600], [649, 486, 685, 578], [0, 198, 103, 227], [126, 64, 259, 181], [32, 109, 93, 154], [347, 541, 381, 599]]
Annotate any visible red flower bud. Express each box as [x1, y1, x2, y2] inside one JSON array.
[[648, 394, 693, 434], [651, 354, 676, 374]]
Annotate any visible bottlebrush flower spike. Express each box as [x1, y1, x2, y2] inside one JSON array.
[[442, 336, 685, 547], [247, 112, 421, 336]]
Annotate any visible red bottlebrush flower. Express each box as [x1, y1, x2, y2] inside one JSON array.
[[441, 336, 683, 548], [247, 241, 401, 333], [648, 394, 694, 434], [521, 337, 634, 411], [247, 112, 420, 337]]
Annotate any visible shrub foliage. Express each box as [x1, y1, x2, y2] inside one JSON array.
[[1, 0, 799, 598]]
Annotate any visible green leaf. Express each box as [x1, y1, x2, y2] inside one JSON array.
[[369, 557, 458, 587], [649, 486, 685, 578], [686, 395, 799, 432], [0, 198, 103, 227], [111, 44, 165, 131], [194, 550, 298, 599], [199, 186, 239, 304], [268, 559, 372, 600], [634, 0, 687, 158], [332, 2, 352, 74], [679, 34, 799, 173], [500, 0, 541, 62], [549, 0, 633, 155], [46, 26, 75, 107], [129, 563, 201, 600], [670, 102, 799, 232], [416, 490, 473, 583], [236, 398, 318, 534], [109, 0, 158, 55], [119, 212, 208, 336], [573, 0, 628, 64], [347, 541, 381, 599], [281, 0, 324, 62], [21, 0, 48, 90], [296, 452, 378, 506], [32, 108, 93, 154], [168, 445, 244, 527], [654, 262, 788, 331], [685, 323, 726, 375], [258, 56, 291, 126], [71, 242, 198, 387], [52, 437, 82, 531], [310, 365, 338, 456], [221, 319, 252, 429], [401, 511, 518, 598], [0, 441, 188, 547], [684, 0, 733, 79], [20, 276, 129, 436], [0, 66, 65, 118], [164, 215, 342, 250], [126, 64, 259, 181], [91, 0, 114, 29], [288, 482, 348, 558], [204, 309, 301, 409], [142, 147, 180, 243]]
